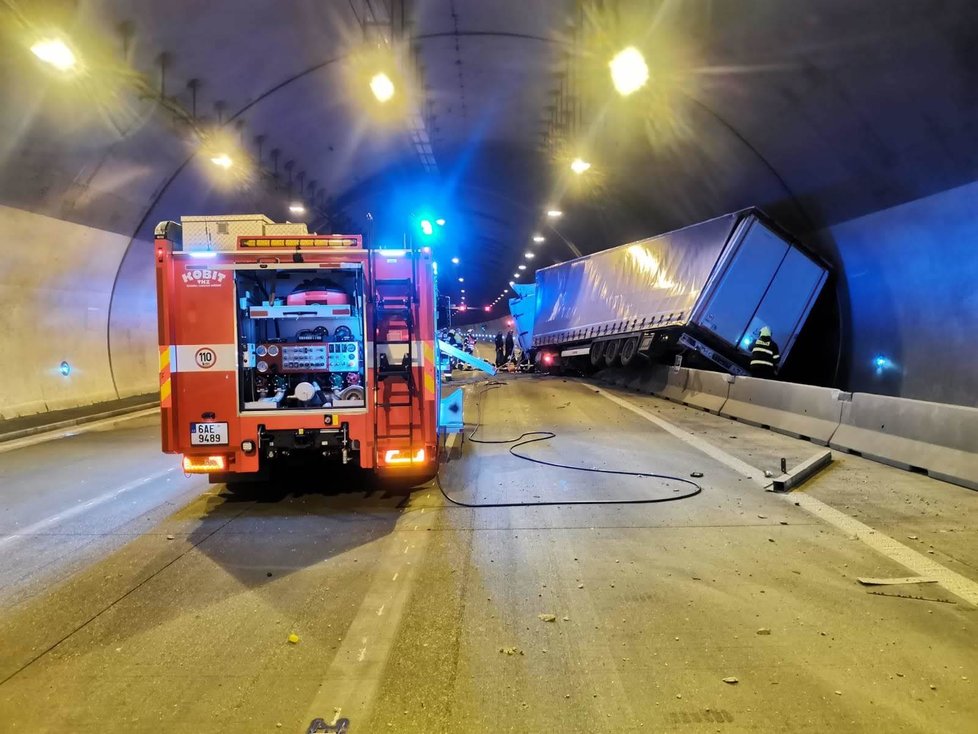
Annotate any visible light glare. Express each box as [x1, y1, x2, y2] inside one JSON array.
[[31, 39, 76, 71], [210, 153, 233, 169], [610, 46, 649, 96], [546, 210, 562, 218], [289, 202, 306, 215], [370, 72, 395, 102], [571, 158, 591, 175], [451, 257, 460, 264], [532, 234, 545, 243]]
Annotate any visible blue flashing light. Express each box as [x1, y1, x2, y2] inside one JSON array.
[[451, 257, 460, 265], [59, 360, 71, 377], [435, 218, 446, 226], [420, 219, 434, 236], [873, 355, 894, 371], [740, 335, 753, 349]]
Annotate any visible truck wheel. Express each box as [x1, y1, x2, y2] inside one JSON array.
[[619, 336, 640, 367], [603, 339, 622, 367], [589, 340, 606, 367]]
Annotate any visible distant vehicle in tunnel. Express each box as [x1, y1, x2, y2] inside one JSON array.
[[527, 209, 829, 377], [154, 215, 439, 482]]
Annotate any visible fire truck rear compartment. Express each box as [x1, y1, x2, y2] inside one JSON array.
[[235, 268, 366, 411]]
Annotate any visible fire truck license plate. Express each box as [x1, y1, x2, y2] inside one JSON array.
[[190, 422, 228, 445]]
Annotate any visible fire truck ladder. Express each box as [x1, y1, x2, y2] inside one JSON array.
[[372, 276, 419, 454]]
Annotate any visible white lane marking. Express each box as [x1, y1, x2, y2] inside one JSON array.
[[302, 504, 436, 725], [593, 387, 768, 485], [0, 467, 178, 549], [594, 387, 978, 607], [790, 492, 978, 606], [0, 408, 160, 455]]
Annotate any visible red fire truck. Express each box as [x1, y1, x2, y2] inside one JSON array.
[[154, 215, 439, 480]]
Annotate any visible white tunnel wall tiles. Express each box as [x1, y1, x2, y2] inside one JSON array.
[[0, 204, 156, 419]]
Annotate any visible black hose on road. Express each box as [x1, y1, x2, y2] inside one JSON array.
[[436, 379, 703, 508]]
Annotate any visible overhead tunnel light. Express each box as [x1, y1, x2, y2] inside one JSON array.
[[570, 158, 591, 175], [210, 153, 233, 169], [532, 234, 545, 243], [31, 38, 77, 71], [609, 46, 649, 96], [288, 202, 306, 215], [370, 72, 395, 102], [524, 252, 534, 259], [518, 264, 527, 270], [546, 209, 562, 218]]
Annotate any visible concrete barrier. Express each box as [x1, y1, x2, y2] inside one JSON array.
[[720, 377, 850, 445], [628, 365, 688, 403], [680, 369, 732, 413], [830, 393, 978, 491]]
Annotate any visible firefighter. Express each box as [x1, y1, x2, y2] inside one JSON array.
[[748, 326, 781, 378], [494, 331, 505, 366], [505, 330, 515, 362]]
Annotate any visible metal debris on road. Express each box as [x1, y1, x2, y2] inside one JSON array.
[[166, 534, 175, 540], [856, 577, 938, 586], [538, 613, 557, 622], [723, 677, 739, 684], [690, 472, 704, 478], [756, 628, 771, 635], [867, 591, 955, 604]]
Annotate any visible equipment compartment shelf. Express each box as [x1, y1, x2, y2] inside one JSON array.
[[248, 304, 354, 319]]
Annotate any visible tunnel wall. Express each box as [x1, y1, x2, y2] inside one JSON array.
[[0, 204, 155, 419], [827, 180, 978, 408]]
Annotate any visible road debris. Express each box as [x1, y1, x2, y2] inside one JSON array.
[[499, 646, 524, 656], [166, 534, 175, 540], [722, 677, 739, 685], [538, 613, 557, 623], [690, 472, 704, 478], [287, 632, 300, 644], [756, 628, 771, 635], [868, 591, 955, 604], [857, 577, 938, 586]]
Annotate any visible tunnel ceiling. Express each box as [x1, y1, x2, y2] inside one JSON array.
[[2, 0, 978, 311]]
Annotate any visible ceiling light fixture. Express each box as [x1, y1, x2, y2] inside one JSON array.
[[288, 202, 305, 215], [546, 209, 562, 218], [524, 252, 534, 259], [210, 153, 233, 169], [609, 46, 649, 96], [31, 38, 76, 71], [532, 234, 545, 243], [370, 72, 395, 102], [570, 158, 591, 175]]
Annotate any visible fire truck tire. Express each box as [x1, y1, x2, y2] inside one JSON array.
[[603, 339, 622, 367], [619, 336, 640, 367], [589, 340, 606, 367]]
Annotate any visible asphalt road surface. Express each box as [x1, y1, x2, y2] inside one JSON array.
[[1, 374, 975, 733]]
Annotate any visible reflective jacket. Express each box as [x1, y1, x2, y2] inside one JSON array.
[[749, 335, 781, 372]]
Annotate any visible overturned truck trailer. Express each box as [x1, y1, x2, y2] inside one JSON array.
[[531, 209, 829, 375]]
